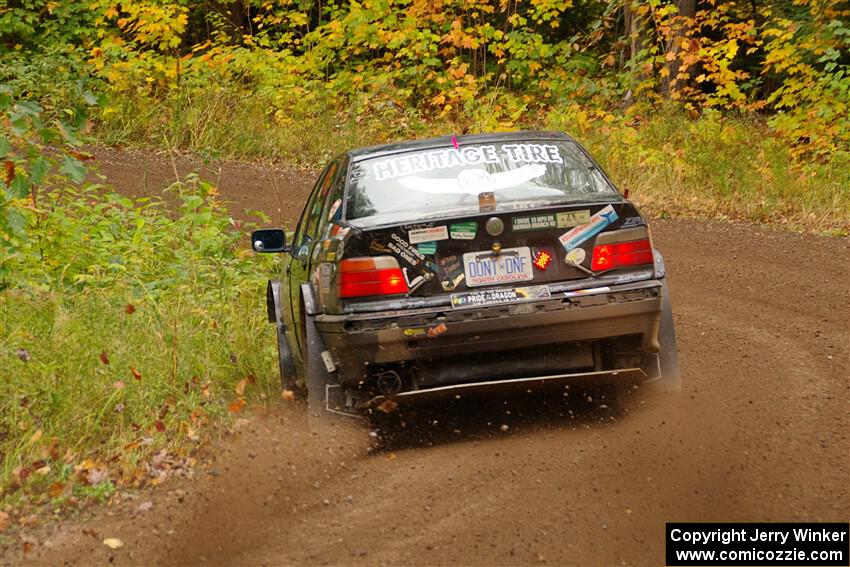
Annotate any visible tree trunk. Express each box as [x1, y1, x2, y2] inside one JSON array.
[[662, 0, 696, 96]]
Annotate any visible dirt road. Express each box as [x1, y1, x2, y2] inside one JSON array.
[[5, 148, 849, 566]]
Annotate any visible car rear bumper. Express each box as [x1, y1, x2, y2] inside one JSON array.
[[315, 280, 664, 387]]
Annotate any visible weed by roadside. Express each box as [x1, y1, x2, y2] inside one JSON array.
[[1, 174, 279, 531]]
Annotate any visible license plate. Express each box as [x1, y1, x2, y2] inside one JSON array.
[[462, 246, 533, 287]]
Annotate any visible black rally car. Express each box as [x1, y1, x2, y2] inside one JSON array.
[[252, 131, 680, 418]]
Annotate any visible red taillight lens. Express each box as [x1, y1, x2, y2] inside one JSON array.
[[338, 256, 409, 298], [591, 239, 653, 271], [533, 249, 552, 270]]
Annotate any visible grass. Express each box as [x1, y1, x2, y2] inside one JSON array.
[[0, 178, 279, 526], [95, 87, 850, 235]]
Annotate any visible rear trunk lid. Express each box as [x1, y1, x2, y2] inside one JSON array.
[[342, 199, 651, 300]]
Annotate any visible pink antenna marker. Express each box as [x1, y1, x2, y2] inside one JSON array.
[[451, 135, 459, 150]]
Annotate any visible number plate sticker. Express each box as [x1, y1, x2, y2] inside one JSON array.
[[451, 285, 551, 309], [462, 246, 534, 287]]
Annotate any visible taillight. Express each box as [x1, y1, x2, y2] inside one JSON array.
[[591, 239, 653, 271], [533, 249, 553, 271], [338, 256, 409, 298]]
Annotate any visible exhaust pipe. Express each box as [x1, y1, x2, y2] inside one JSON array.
[[375, 370, 404, 395]]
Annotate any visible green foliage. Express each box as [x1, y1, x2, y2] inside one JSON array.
[[5, 0, 847, 159], [0, 175, 277, 511], [0, 88, 277, 511], [0, 87, 98, 261], [548, 108, 850, 232]]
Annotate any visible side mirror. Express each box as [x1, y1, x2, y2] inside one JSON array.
[[251, 229, 289, 253]]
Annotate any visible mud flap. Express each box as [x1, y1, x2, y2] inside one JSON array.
[[643, 278, 681, 392], [268, 280, 298, 389]]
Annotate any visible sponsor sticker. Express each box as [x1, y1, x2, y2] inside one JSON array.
[[427, 323, 448, 338], [318, 263, 332, 294], [409, 226, 448, 244], [557, 210, 591, 227], [478, 191, 496, 212], [437, 254, 465, 291], [417, 241, 438, 255], [620, 216, 646, 228], [450, 222, 478, 240], [451, 285, 551, 309], [375, 232, 425, 269], [327, 199, 341, 221], [512, 214, 556, 232], [558, 205, 619, 252], [566, 248, 586, 265]]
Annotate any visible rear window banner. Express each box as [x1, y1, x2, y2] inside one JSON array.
[[556, 210, 591, 227], [398, 164, 547, 196], [558, 205, 619, 252], [512, 214, 557, 232], [450, 222, 478, 240], [347, 140, 618, 225], [371, 143, 563, 182], [409, 225, 448, 244]]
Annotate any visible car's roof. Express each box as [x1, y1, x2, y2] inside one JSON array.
[[346, 130, 575, 162]]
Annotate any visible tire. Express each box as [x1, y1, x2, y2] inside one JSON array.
[[648, 279, 682, 393]]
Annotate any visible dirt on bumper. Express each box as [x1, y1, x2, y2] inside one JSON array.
[[316, 282, 663, 386]]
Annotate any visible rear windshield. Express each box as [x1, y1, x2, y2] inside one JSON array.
[[346, 140, 617, 225]]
